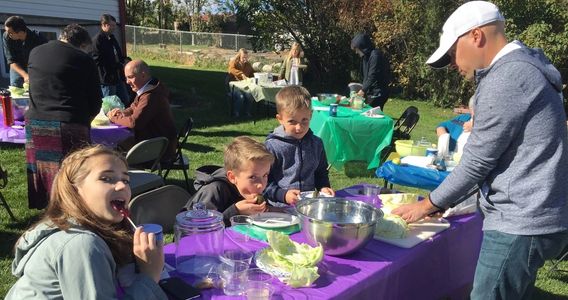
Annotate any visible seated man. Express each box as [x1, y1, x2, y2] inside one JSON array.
[[436, 96, 474, 152], [107, 59, 177, 161]]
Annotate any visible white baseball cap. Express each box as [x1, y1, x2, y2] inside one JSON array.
[[426, 1, 505, 68]]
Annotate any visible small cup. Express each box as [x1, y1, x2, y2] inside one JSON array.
[[218, 261, 249, 296], [246, 268, 273, 283], [329, 103, 338, 117], [364, 185, 381, 207], [230, 215, 252, 243], [141, 223, 163, 246], [220, 249, 254, 267], [245, 281, 275, 300]]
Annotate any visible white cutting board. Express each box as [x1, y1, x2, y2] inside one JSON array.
[[374, 218, 450, 248]]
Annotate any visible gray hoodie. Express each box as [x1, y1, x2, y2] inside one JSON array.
[[6, 221, 167, 299], [264, 126, 331, 203], [430, 41, 568, 235]]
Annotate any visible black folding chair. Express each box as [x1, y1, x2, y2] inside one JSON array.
[[379, 107, 420, 164], [0, 164, 17, 221], [163, 117, 193, 190]]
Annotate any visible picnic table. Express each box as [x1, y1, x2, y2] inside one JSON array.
[[310, 100, 394, 170], [163, 184, 482, 299], [0, 111, 132, 147]]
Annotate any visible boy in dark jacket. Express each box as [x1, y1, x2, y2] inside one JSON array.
[[264, 86, 335, 205], [184, 136, 274, 225]]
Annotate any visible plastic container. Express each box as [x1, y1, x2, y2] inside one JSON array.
[[395, 140, 429, 157], [174, 203, 225, 276]]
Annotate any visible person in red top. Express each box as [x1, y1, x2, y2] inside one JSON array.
[[107, 59, 177, 161]]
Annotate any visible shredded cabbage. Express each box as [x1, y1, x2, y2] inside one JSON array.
[[265, 231, 323, 287]]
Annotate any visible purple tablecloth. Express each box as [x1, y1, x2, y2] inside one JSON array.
[[0, 111, 132, 147], [164, 185, 483, 300]]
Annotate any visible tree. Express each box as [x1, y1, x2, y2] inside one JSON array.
[[234, 0, 376, 89]]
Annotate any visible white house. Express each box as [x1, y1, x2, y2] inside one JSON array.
[[0, 0, 127, 81]]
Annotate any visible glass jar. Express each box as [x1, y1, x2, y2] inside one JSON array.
[[174, 203, 224, 276]]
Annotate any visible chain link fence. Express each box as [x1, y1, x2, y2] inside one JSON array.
[[125, 25, 254, 53]]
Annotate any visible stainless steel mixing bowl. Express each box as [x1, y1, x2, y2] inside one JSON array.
[[295, 197, 383, 256]]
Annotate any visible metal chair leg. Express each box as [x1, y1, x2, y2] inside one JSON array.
[[0, 192, 16, 221]]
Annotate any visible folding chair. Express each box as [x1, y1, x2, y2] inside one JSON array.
[[379, 107, 420, 164], [0, 165, 16, 221], [163, 117, 193, 190], [129, 185, 191, 232], [126, 137, 169, 197]]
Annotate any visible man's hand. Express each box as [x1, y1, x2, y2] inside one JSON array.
[[23, 73, 29, 83], [391, 197, 439, 223], [107, 108, 122, 119], [285, 189, 301, 205], [357, 90, 365, 97]]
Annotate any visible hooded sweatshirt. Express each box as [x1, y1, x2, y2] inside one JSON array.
[[430, 41, 568, 235], [350, 33, 391, 101], [6, 221, 166, 300], [183, 165, 242, 226], [264, 126, 331, 203]]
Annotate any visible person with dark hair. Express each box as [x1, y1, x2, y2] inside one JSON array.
[[91, 14, 129, 105], [2, 16, 46, 87], [351, 33, 391, 109], [25, 24, 102, 209]]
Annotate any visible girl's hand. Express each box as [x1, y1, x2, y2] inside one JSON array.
[[133, 227, 164, 283]]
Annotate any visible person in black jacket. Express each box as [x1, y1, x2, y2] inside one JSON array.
[[2, 16, 46, 87], [351, 33, 392, 109], [25, 24, 102, 209], [184, 137, 274, 226], [91, 14, 130, 105]]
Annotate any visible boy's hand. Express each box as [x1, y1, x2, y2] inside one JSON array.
[[236, 197, 267, 215], [285, 189, 301, 205], [320, 187, 335, 197]]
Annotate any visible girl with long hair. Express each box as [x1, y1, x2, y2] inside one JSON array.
[[6, 145, 166, 299], [279, 42, 308, 85]]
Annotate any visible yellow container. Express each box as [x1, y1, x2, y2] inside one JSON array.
[[395, 140, 428, 157]]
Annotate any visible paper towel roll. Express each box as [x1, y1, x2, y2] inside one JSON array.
[[437, 133, 450, 158]]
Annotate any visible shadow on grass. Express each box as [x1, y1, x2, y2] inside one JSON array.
[[183, 142, 216, 154], [532, 287, 568, 300], [1, 214, 42, 259], [190, 129, 268, 139], [164, 178, 196, 195]]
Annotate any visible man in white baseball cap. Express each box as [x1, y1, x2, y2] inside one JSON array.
[[393, 1, 568, 299]]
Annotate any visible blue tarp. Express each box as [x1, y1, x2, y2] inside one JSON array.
[[376, 161, 450, 191]]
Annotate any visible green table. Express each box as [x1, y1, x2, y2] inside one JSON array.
[[229, 79, 283, 104], [310, 99, 394, 170]]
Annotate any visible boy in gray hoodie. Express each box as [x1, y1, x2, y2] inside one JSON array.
[[264, 86, 335, 205], [393, 2, 568, 299]]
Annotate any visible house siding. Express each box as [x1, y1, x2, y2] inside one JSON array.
[[0, 0, 120, 23]]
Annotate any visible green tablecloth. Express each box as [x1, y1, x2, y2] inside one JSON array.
[[310, 99, 394, 170], [229, 79, 284, 104]]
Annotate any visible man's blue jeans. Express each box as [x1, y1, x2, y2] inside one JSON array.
[[10, 68, 24, 88], [231, 89, 253, 117], [471, 230, 568, 300]]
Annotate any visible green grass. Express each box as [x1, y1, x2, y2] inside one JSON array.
[[0, 59, 566, 298]]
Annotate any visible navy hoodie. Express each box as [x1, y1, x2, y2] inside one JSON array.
[[264, 125, 331, 203], [351, 33, 391, 101]]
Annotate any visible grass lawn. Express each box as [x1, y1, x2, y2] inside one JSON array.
[[0, 59, 566, 298]]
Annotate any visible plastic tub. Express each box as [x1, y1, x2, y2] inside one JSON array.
[[395, 140, 428, 157]]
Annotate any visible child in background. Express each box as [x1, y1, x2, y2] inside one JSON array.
[[6, 145, 166, 299], [184, 136, 275, 226], [264, 86, 334, 205]]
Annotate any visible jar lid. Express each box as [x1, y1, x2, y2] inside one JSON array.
[[176, 202, 224, 231]]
